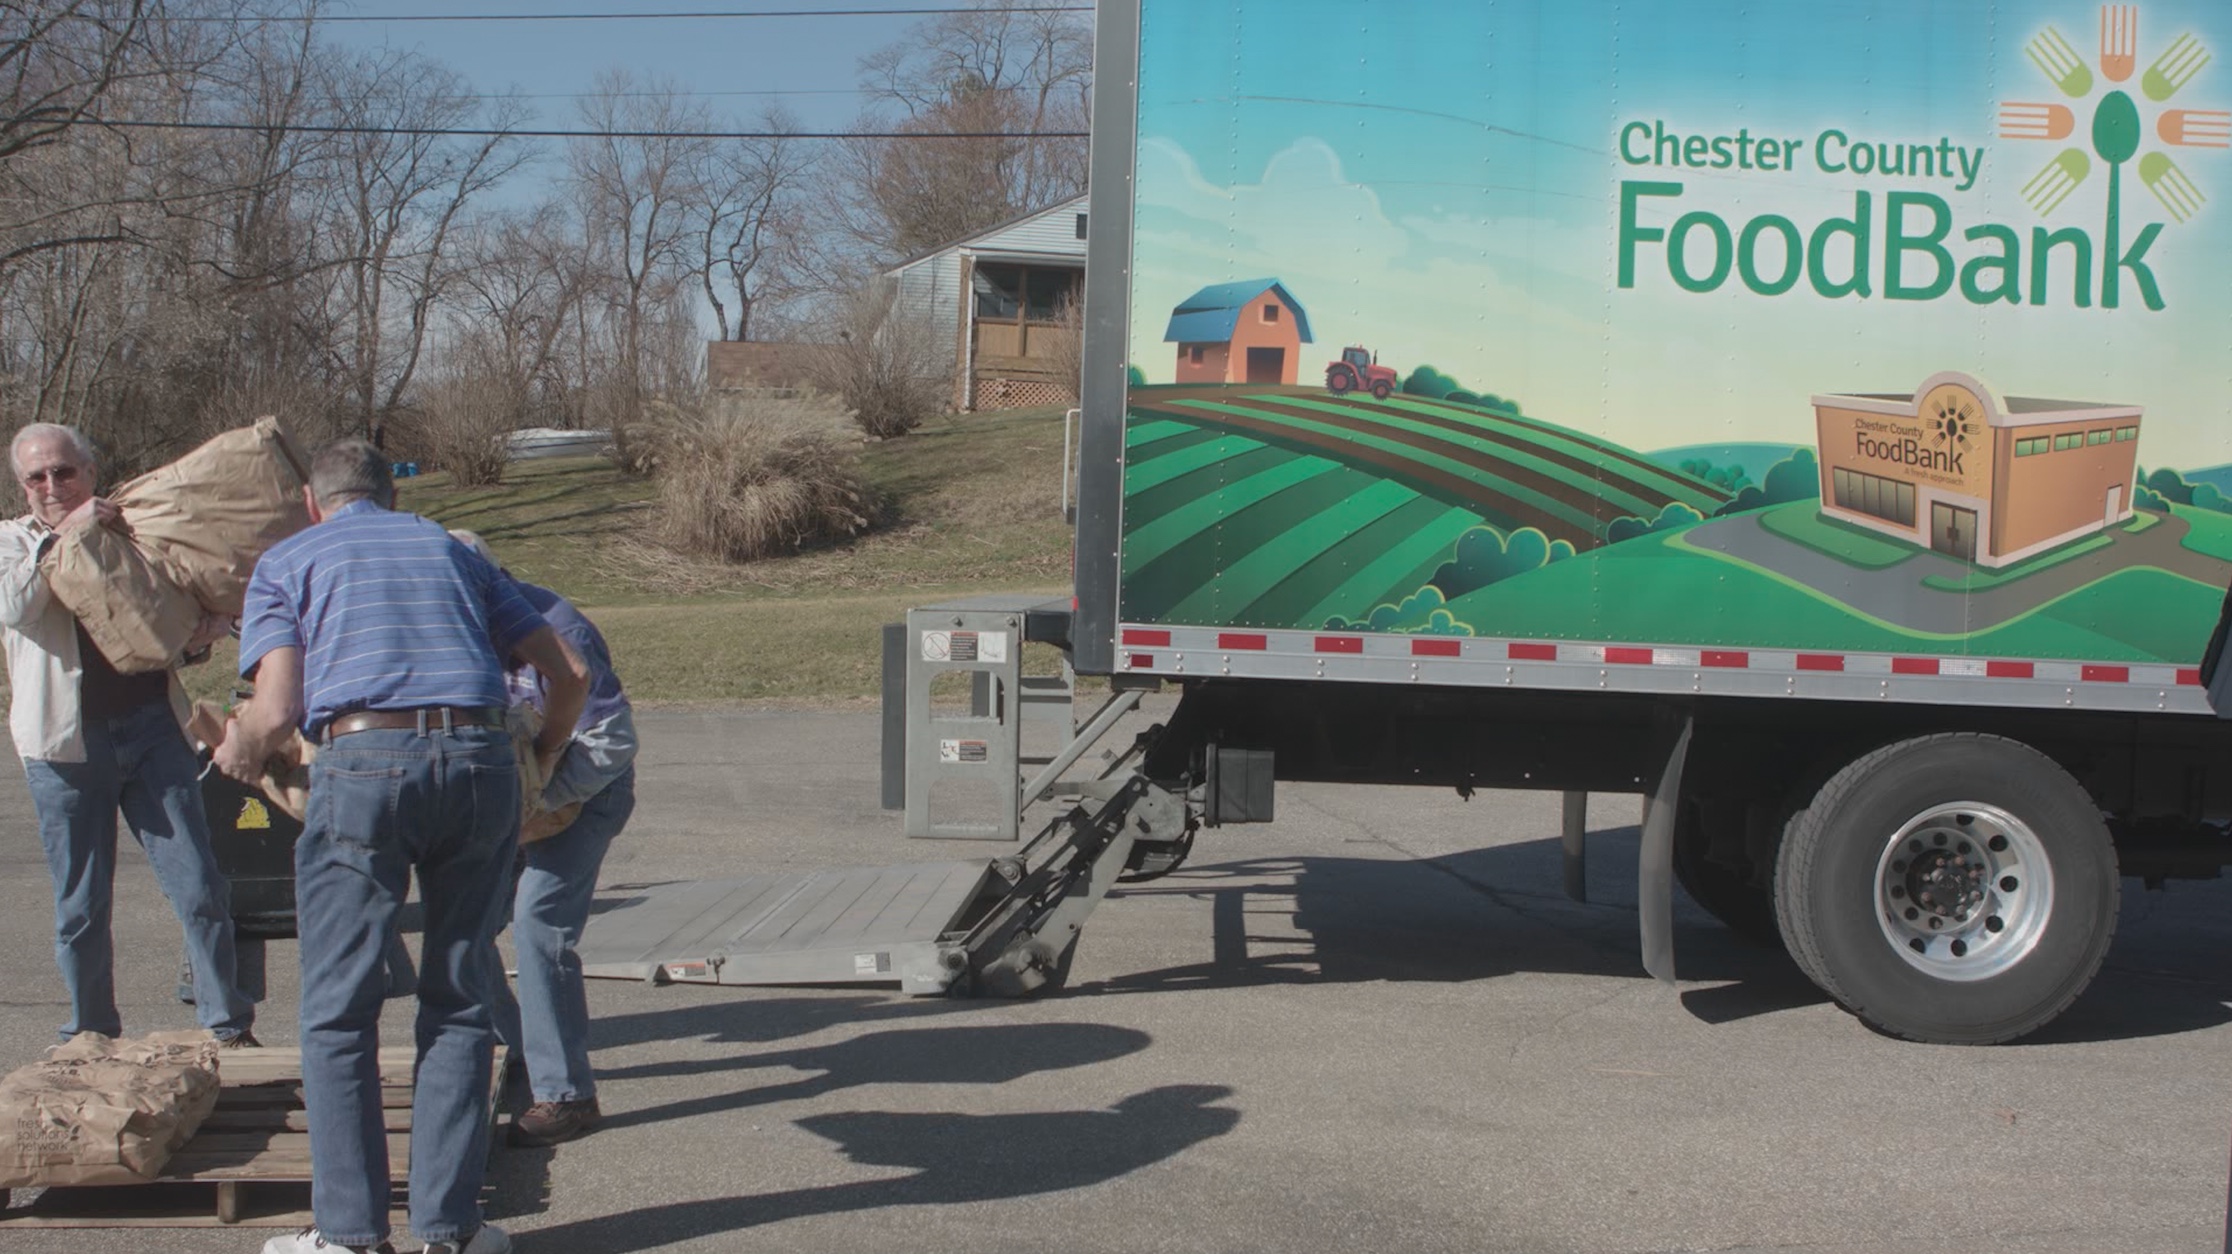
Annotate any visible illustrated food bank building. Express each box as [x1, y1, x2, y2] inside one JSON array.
[[1811, 371, 2139, 568]]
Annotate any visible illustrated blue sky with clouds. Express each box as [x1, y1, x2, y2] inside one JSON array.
[[1128, 0, 2232, 465]]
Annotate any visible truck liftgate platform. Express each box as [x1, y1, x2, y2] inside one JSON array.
[[576, 599, 1180, 998]]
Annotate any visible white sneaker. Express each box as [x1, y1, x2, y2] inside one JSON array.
[[258, 1228, 394, 1254], [422, 1224, 512, 1254]]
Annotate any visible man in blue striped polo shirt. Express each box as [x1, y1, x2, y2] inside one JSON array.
[[215, 439, 588, 1254], [452, 529, 637, 1150]]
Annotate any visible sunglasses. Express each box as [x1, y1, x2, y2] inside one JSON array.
[[18, 465, 80, 488]]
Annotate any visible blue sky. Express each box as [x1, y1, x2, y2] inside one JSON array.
[[1129, 0, 2232, 465], [318, 1, 930, 132]]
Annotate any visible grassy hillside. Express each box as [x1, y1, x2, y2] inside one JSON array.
[[182, 405, 1076, 706]]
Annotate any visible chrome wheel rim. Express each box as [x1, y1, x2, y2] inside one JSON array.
[[1874, 802, 2054, 982]]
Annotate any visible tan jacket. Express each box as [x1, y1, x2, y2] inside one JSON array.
[[0, 516, 189, 763]]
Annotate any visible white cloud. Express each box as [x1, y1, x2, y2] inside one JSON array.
[[1123, 135, 2232, 465], [1129, 137, 1604, 419]]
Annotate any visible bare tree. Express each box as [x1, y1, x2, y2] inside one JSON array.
[[564, 70, 709, 468], [835, 0, 1090, 261], [0, 1, 341, 468], [807, 278, 950, 439], [691, 104, 810, 343], [449, 204, 589, 428], [319, 46, 527, 447]]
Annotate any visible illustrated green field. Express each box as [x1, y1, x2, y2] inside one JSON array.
[[1122, 386, 1727, 626], [1445, 528, 2216, 663], [1122, 387, 2227, 663]]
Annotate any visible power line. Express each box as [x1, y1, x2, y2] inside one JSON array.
[[433, 89, 872, 100], [89, 117, 1086, 139], [149, 6, 1090, 21]]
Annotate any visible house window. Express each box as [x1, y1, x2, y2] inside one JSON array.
[[1188, 346, 1204, 363], [975, 262, 1081, 324], [2015, 437, 2048, 457], [2116, 426, 2138, 441], [1025, 269, 1075, 320], [972, 265, 1022, 319], [1832, 467, 1916, 526], [2053, 432, 2082, 451], [1261, 303, 1281, 324], [2087, 428, 2112, 445], [1074, 213, 1088, 240]]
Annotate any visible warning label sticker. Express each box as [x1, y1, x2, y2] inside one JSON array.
[[921, 630, 1007, 663], [853, 952, 891, 975], [939, 739, 990, 764]]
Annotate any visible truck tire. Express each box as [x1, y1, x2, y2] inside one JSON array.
[[1772, 799, 1838, 1002], [1326, 368, 1354, 394], [1774, 733, 2118, 1044], [1671, 800, 1779, 946], [1369, 379, 1393, 400]]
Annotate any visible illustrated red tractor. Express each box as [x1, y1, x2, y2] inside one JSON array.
[[1326, 345, 1398, 400]]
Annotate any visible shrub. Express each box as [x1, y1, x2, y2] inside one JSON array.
[[1401, 364, 1460, 399], [1605, 501, 1705, 545], [2145, 466, 2195, 506], [652, 405, 875, 562], [412, 370, 523, 488], [1431, 525, 1572, 599], [1324, 585, 1472, 635], [808, 281, 951, 440]]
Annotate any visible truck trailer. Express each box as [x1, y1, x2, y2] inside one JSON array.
[[582, 0, 2232, 1046]]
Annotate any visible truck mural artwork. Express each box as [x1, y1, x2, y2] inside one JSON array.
[[578, 0, 2232, 1052], [1323, 345, 1397, 400], [1073, 0, 2232, 1047]]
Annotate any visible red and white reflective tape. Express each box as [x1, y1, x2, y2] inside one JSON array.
[[1114, 623, 2209, 714]]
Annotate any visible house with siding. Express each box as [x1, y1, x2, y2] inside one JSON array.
[[886, 194, 1088, 412], [1164, 280, 1312, 385]]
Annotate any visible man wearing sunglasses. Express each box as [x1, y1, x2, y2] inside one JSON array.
[[0, 422, 255, 1047]]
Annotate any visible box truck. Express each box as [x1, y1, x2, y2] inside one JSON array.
[[582, 0, 2232, 1046]]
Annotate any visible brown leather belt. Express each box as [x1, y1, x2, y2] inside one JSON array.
[[321, 706, 506, 743]]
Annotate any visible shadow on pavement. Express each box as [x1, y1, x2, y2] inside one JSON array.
[[1083, 829, 2232, 1044], [508, 1084, 1238, 1253], [593, 1020, 1153, 1132], [586, 990, 985, 1051]]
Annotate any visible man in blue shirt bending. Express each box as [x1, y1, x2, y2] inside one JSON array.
[[451, 529, 638, 1149], [216, 439, 588, 1254]]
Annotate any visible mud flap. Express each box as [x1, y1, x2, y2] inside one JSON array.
[[1638, 716, 1694, 986]]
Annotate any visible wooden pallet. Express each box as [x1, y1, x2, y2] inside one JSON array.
[[0, 1046, 502, 1229]]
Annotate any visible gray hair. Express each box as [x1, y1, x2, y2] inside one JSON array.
[[11, 423, 96, 476], [447, 528, 500, 569], [308, 438, 394, 510]]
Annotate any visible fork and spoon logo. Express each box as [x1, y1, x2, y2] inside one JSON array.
[[2000, 5, 2224, 224]]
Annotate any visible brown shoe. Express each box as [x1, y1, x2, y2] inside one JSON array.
[[221, 1030, 262, 1049], [509, 1099, 601, 1147]]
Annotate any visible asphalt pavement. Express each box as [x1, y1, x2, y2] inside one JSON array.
[[0, 704, 2228, 1253]]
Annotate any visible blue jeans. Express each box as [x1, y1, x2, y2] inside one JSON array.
[[25, 700, 253, 1042], [492, 768, 635, 1104], [295, 724, 517, 1248]]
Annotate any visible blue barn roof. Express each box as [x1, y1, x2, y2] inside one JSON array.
[[1162, 279, 1313, 344]]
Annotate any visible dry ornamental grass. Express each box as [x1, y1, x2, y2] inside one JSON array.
[[652, 409, 876, 563]]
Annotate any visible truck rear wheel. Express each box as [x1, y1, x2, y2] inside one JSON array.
[[1773, 734, 2118, 1044], [1326, 368, 1354, 394]]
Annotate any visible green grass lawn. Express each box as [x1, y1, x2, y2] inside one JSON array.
[[1436, 526, 2214, 662], [297, 407, 1076, 704], [2173, 504, 2232, 562]]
